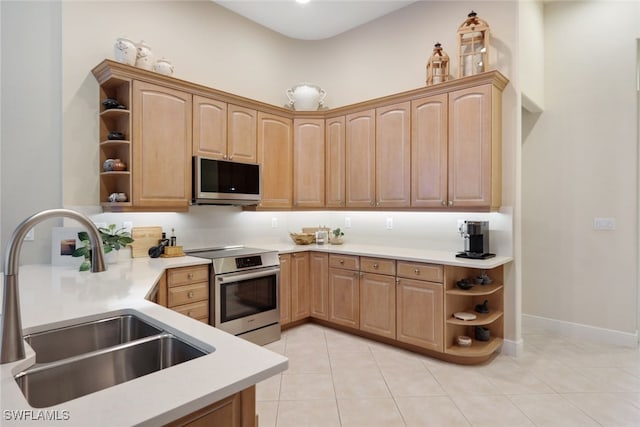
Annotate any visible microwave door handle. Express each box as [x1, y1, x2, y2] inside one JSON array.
[[216, 267, 280, 283]]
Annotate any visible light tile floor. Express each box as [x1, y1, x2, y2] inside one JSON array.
[[256, 323, 640, 427]]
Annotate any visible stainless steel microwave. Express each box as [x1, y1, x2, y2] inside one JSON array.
[[192, 156, 261, 206]]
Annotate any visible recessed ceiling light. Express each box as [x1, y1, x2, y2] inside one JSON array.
[[296, 0, 310, 4]]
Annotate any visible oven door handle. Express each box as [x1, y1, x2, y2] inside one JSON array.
[[216, 267, 280, 283]]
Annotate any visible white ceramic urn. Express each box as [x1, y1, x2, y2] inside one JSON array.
[[154, 58, 174, 76], [286, 83, 326, 111], [135, 40, 154, 70], [113, 38, 137, 66]]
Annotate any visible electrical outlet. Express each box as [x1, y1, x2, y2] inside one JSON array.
[[345, 217, 351, 228], [123, 221, 133, 231], [24, 228, 35, 241], [386, 217, 393, 230], [271, 218, 278, 228], [457, 219, 465, 233], [593, 217, 615, 230]]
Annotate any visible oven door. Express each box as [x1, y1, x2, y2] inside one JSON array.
[[213, 266, 280, 336]]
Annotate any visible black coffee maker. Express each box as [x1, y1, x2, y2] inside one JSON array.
[[456, 221, 495, 259]]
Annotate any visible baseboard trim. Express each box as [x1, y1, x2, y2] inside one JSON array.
[[522, 314, 639, 348], [501, 338, 524, 357]]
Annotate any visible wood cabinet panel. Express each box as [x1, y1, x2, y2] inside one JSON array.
[[309, 252, 329, 320], [325, 116, 346, 208], [193, 95, 227, 158], [328, 267, 359, 328], [257, 112, 293, 208], [360, 257, 396, 276], [291, 252, 310, 321], [328, 254, 359, 271], [360, 273, 396, 339], [345, 109, 375, 208], [376, 102, 410, 208], [278, 254, 292, 325], [293, 118, 325, 208], [227, 104, 257, 163], [168, 282, 208, 307], [411, 94, 448, 208], [167, 265, 210, 287], [397, 261, 443, 283], [132, 81, 191, 209], [396, 278, 443, 351], [448, 84, 495, 209]]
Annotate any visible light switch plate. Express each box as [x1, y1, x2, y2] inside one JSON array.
[[345, 217, 351, 228], [271, 218, 278, 228], [386, 217, 393, 229]]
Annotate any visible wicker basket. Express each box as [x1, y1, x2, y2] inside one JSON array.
[[289, 232, 315, 245]]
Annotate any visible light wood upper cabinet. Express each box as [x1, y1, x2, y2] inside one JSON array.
[[411, 94, 448, 208], [309, 252, 329, 320], [132, 81, 192, 210], [227, 104, 258, 163], [325, 116, 346, 208], [448, 84, 501, 210], [257, 112, 293, 208], [376, 102, 410, 208], [293, 118, 325, 208], [345, 109, 375, 208], [193, 95, 227, 158]]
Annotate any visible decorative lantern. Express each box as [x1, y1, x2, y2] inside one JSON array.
[[457, 10, 490, 77], [426, 42, 450, 86]]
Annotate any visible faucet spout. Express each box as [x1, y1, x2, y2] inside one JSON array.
[[1, 209, 106, 364]]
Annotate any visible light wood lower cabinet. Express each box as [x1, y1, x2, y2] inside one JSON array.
[[309, 252, 329, 320], [360, 273, 396, 339], [165, 385, 256, 427], [328, 254, 360, 329], [396, 278, 443, 352], [291, 252, 310, 322], [163, 265, 210, 323], [278, 254, 292, 326]]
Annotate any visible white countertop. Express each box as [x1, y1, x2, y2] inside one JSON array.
[[0, 256, 288, 426], [250, 242, 513, 269]]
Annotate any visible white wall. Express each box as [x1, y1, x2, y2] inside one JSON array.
[[0, 1, 63, 265], [522, 1, 639, 339], [518, 0, 544, 111]]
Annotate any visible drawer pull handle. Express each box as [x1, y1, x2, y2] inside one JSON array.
[[373, 263, 379, 269], [187, 273, 194, 279], [188, 291, 194, 298], [187, 311, 193, 317], [414, 268, 420, 275], [339, 259, 345, 264]]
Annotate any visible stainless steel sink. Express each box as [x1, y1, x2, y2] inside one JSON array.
[[25, 314, 162, 364], [16, 333, 207, 408]]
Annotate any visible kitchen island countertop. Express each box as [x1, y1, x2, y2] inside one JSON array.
[[0, 256, 288, 426]]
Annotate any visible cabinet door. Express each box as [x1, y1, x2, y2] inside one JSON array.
[[376, 102, 410, 208], [411, 94, 448, 208], [396, 278, 443, 352], [291, 252, 310, 322], [193, 95, 227, 158], [360, 273, 396, 339], [278, 254, 292, 325], [257, 112, 293, 208], [132, 81, 191, 209], [227, 104, 257, 163], [309, 252, 329, 320], [325, 116, 346, 208], [448, 84, 493, 209], [345, 109, 375, 208], [328, 268, 359, 328], [293, 118, 325, 208]]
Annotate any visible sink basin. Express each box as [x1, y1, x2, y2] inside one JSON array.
[[25, 314, 162, 364], [16, 333, 208, 408]]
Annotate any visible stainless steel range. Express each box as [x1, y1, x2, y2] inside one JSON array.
[[187, 246, 280, 345]]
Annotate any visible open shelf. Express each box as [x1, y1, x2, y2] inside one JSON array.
[[446, 336, 503, 357], [447, 310, 503, 326], [447, 282, 503, 296]]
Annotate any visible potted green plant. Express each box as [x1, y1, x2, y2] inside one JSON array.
[[72, 224, 134, 271], [330, 228, 344, 245]]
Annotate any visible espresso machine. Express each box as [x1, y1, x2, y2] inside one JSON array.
[[456, 220, 495, 259]]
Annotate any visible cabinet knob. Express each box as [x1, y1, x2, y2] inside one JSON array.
[[339, 259, 345, 264], [223, 155, 228, 159], [187, 311, 193, 317], [188, 291, 194, 298], [441, 201, 446, 206], [373, 263, 379, 269], [187, 273, 194, 279], [360, 272, 364, 278], [396, 278, 400, 284], [448, 201, 453, 207], [414, 268, 420, 275], [229, 155, 233, 160], [376, 201, 380, 207]]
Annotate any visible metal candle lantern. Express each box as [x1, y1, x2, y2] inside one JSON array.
[[426, 42, 450, 85], [457, 10, 490, 77]]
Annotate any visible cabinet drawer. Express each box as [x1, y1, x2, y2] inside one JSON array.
[[329, 254, 359, 270], [167, 265, 209, 287], [360, 257, 396, 275], [168, 282, 208, 307], [397, 261, 443, 283], [172, 300, 209, 320]]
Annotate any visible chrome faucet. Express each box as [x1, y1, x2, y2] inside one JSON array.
[[1, 209, 106, 364]]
